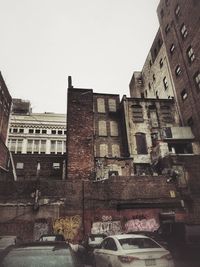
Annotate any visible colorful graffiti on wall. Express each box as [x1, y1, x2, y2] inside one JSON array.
[[53, 215, 81, 240], [125, 218, 159, 232], [91, 215, 122, 235]]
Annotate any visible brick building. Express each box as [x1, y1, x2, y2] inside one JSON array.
[[157, 0, 200, 142], [0, 72, 12, 177]]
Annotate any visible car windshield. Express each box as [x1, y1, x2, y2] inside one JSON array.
[[88, 237, 104, 245], [1, 246, 75, 267], [119, 237, 161, 250]]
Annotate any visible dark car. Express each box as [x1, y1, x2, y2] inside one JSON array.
[[0, 241, 83, 267], [78, 233, 107, 265]]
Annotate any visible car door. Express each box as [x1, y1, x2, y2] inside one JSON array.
[[94, 238, 118, 267]]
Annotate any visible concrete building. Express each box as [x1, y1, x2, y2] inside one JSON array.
[[7, 99, 66, 180], [157, 0, 200, 142], [0, 72, 12, 177]]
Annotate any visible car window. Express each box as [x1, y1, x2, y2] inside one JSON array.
[[88, 237, 104, 245], [101, 238, 117, 251], [119, 238, 161, 250]]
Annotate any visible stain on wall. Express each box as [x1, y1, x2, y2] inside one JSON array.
[[53, 215, 81, 241]]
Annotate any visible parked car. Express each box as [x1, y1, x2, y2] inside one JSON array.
[[79, 233, 107, 265], [38, 234, 66, 242], [93, 234, 174, 267], [0, 236, 21, 253], [126, 231, 169, 249], [0, 241, 83, 267]]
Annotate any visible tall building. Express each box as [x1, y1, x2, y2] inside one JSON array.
[[7, 99, 66, 180], [157, 0, 200, 142], [0, 72, 12, 177]]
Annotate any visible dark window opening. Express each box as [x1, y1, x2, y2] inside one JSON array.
[[168, 143, 193, 154], [135, 133, 148, 154]]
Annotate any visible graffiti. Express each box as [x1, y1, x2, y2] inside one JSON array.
[[33, 222, 48, 241], [102, 215, 112, 222], [125, 218, 159, 232], [53, 215, 81, 241], [91, 220, 122, 235]]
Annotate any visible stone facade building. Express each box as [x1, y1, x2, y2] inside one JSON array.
[[7, 99, 66, 180]]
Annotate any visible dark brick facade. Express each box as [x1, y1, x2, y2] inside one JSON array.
[[0, 72, 12, 173], [157, 0, 200, 140], [67, 88, 94, 180]]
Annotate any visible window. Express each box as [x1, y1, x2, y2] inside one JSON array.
[[165, 24, 170, 34], [29, 129, 34, 134], [33, 140, 39, 153], [159, 58, 163, 68], [153, 74, 156, 81], [98, 121, 107, 136], [112, 144, 120, 157], [102, 238, 117, 251], [163, 77, 168, 90], [97, 98, 105, 113], [13, 128, 18, 133], [51, 130, 56, 134], [35, 129, 40, 134], [180, 24, 188, 39], [53, 162, 60, 170], [16, 162, 24, 169], [19, 128, 24, 133], [50, 140, 56, 154], [148, 83, 151, 90], [42, 129, 47, 134], [16, 139, 23, 153], [27, 140, 33, 153], [175, 65, 182, 76], [175, 4, 181, 17], [100, 144, 108, 157], [57, 141, 62, 154], [110, 121, 118, 136], [170, 44, 175, 54], [187, 46, 195, 63], [181, 89, 188, 101], [108, 99, 117, 112], [135, 133, 148, 155], [40, 140, 46, 154], [58, 130, 62, 135], [132, 105, 143, 122], [194, 71, 200, 90]]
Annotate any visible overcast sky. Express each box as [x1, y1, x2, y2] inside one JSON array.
[[0, 0, 160, 113]]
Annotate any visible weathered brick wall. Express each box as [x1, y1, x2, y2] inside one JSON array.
[[0, 139, 9, 171], [5, 154, 65, 180], [67, 88, 94, 180]]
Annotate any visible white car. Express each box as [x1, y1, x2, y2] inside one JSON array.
[[93, 234, 174, 267]]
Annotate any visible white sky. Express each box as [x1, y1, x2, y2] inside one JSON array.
[[0, 0, 160, 113]]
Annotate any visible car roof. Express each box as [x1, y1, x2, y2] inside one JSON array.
[[14, 241, 69, 248], [107, 234, 150, 239]]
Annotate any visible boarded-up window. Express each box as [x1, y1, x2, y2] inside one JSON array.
[[99, 120, 107, 136], [149, 105, 158, 128], [97, 98, 105, 113], [110, 121, 118, 136], [100, 144, 108, 157], [108, 99, 116, 112], [132, 105, 143, 122], [135, 133, 148, 154], [112, 144, 120, 157], [160, 105, 173, 123]]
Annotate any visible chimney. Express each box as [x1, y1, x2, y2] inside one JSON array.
[[68, 76, 73, 89]]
